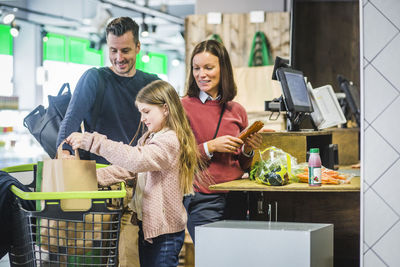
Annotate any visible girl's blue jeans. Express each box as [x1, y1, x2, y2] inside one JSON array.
[[137, 221, 185, 267]]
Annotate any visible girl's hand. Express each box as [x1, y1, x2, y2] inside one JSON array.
[[66, 132, 84, 150], [207, 135, 244, 154], [243, 133, 262, 154]]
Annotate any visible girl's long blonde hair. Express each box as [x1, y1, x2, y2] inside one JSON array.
[[135, 80, 199, 195]]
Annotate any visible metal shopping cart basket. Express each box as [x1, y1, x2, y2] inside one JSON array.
[[5, 164, 126, 267]]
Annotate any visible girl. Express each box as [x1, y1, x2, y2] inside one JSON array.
[[66, 80, 199, 267]]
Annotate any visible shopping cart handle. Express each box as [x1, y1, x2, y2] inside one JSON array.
[[10, 182, 126, 200]]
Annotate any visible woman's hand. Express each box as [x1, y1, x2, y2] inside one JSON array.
[[243, 133, 262, 154], [65, 132, 84, 151], [207, 135, 244, 154]]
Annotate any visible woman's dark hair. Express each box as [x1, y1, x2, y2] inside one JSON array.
[[185, 40, 237, 104], [106, 17, 140, 45]]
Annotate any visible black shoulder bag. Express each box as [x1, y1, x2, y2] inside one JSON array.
[[23, 69, 106, 159]]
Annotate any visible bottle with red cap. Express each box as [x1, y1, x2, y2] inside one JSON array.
[[308, 148, 322, 186]]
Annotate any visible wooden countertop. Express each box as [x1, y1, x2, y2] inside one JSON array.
[[259, 130, 332, 136], [209, 177, 360, 192]]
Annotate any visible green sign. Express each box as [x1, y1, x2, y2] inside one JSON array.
[[43, 33, 103, 66], [0, 24, 12, 55], [43, 33, 66, 62], [136, 52, 168, 75]]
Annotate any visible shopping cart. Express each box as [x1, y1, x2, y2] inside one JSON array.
[[5, 164, 126, 267]]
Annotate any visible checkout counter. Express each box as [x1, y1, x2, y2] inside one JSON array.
[[192, 61, 361, 266], [209, 131, 360, 267]]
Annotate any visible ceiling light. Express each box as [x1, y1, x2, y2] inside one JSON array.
[[41, 28, 48, 42], [141, 29, 149, 37], [142, 53, 150, 63], [141, 23, 149, 37], [10, 24, 20, 37], [3, 13, 15, 24], [141, 13, 149, 38], [172, 59, 180, 67]]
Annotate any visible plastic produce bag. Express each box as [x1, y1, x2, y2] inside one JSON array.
[[250, 146, 298, 186], [293, 162, 354, 184]]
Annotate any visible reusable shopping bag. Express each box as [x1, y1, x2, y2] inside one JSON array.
[[41, 141, 98, 210], [40, 142, 111, 255]]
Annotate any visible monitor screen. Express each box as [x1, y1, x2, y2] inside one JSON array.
[[277, 68, 313, 113]]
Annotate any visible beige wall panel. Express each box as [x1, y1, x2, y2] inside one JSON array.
[[185, 12, 290, 68]]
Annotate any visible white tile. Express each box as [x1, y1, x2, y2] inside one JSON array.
[[364, 127, 399, 185], [364, 64, 399, 123], [372, 97, 400, 152], [364, 180, 371, 192], [363, 3, 398, 61], [364, 189, 398, 246], [364, 119, 370, 130], [373, 221, 400, 266], [364, 249, 387, 267], [373, 160, 400, 214], [363, 58, 370, 69], [373, 35, 400, 90], [364, 242, 370, 252], [372, 0, 400, 29]]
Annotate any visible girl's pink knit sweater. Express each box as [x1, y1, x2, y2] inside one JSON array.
[[81, 130, 186, 241]]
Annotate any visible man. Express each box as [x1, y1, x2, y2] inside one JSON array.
[[57, 16, 158, 162], [57, 17, 158, 267]]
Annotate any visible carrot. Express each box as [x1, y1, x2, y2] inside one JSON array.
[[298, 177, 308, 183], [336, 175, 347, 180], [297, 173, 308, 178], [321, 177, 340, 185]]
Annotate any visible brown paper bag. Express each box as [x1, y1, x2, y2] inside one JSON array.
[[41, 141, 98, 211], [40, 141, 110, 256], [233, 66, 282, 113]]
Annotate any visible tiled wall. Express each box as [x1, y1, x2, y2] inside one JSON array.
[[362, 0, 400, 266]]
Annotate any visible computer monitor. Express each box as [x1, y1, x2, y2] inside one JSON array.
[[308, 84, 347, 129], [272, 56, 290, 81], [338, 75, 360, 127], [276, 68, 314, 113]]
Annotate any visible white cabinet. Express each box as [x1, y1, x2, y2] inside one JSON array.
[[196, 220, 333, 267]]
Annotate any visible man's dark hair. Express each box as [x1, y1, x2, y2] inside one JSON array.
[[106, 17, 140, 45]]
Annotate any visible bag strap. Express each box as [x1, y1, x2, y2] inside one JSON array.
[[213, 104, 226, 139], [23, 105, 45, 128], [90, 68, 107, 130], [57, 83, 71, 96], [57, 140, 79, 159]]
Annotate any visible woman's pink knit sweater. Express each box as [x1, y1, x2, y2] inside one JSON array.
[[81, 130, 186, 241]]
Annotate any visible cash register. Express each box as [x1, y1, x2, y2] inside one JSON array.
[[264, 57, 340, 169]]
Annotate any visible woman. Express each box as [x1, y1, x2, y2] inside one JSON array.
[[182, 40, 262, 242]]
